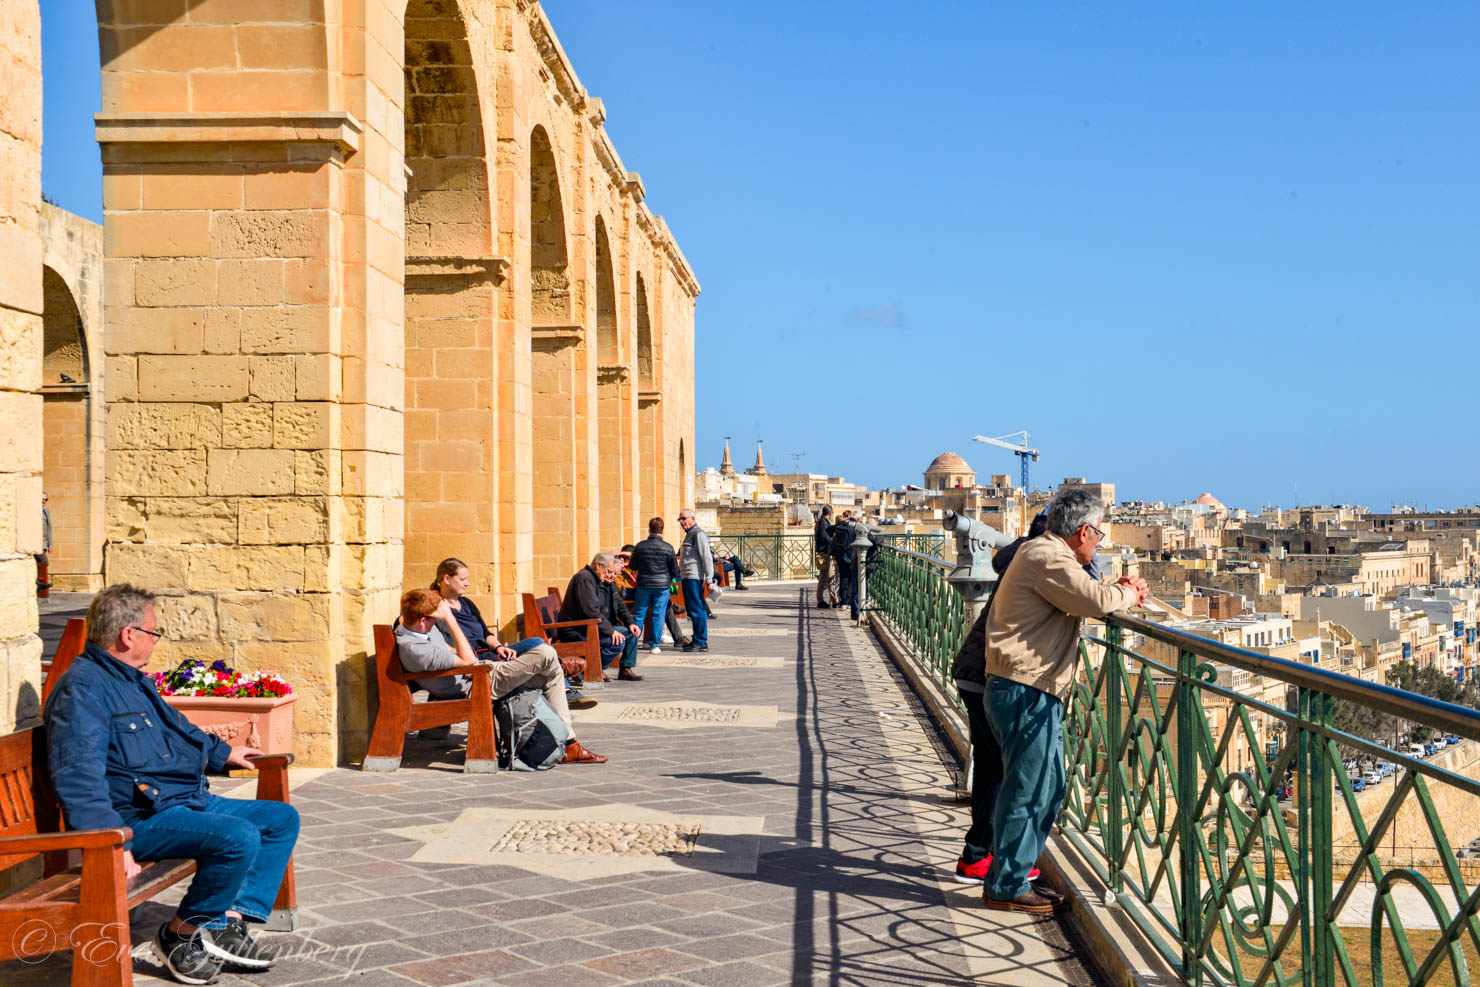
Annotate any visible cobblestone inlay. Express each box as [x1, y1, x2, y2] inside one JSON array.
[[617, 704, 742, 722], [673, 656, 757, 667], [490, 820, 701, 857], [705, 627, 790, 636]]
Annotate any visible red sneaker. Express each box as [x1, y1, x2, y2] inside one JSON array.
[[953, 856, 1040, 885]]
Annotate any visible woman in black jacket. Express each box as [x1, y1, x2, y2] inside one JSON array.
[[630, 517, 680, 652]]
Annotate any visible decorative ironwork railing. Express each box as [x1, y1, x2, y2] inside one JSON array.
[[709, 532, 945, 582], [867, 544, 1480, 987]]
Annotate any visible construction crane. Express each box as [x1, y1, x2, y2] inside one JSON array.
[[972, 431, 1041, 490]]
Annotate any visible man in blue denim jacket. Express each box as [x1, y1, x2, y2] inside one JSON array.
[[45, 584, 300, 985]]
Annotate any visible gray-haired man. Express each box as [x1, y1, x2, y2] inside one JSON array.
[[980, 488, 1148, 913], [557, 552, 643, 680]]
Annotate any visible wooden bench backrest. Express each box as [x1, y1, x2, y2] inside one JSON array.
[[0, 728, 43, 871], [523, 593, 563, 639], [40, 617, 87, 707], [373, 623, 417, 690]]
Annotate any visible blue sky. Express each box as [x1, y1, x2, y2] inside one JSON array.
[[41, 2, 1480, 511]]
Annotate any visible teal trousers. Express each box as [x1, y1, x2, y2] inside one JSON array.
[[982, 675, 1066, 900]]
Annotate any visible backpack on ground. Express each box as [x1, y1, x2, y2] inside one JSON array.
[[494, 685, 568, 771]]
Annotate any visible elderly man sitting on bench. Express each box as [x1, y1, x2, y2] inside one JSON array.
[[44, 583, 300, 985]]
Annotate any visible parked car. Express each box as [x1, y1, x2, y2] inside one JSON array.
[[1426, 743, 1441, 756], [1351, 777, 1367, 792], [1362, 770, 1382, 786], [1446, 735, 1461, 746], [1376, 761, 1396, 777], [1408, 743, 1428, 757], [1459, 848, 1475, 859]]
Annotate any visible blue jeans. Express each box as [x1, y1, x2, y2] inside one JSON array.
[[982, 676, 1065, 900], [632, 587, 670, 647], [680, 579, 708, 646], [129, 795, 300, 928], [600, 628, 639, 669], [509, 637, 546, 656]]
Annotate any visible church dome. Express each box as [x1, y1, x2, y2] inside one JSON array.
[[927, 451, 970, 473], [1194, 492, 1223, 507]]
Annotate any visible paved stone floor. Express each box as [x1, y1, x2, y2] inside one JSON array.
[[8, 584, 1110, 986]]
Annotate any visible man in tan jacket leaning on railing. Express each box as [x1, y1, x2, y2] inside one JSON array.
[[979, 488, 1149, 914]]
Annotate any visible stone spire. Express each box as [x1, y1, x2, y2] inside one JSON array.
[[719, 440, 735, 476], [748, 441, 768, 476]]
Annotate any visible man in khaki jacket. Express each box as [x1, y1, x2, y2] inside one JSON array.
[[980, 488, 1148, 913]]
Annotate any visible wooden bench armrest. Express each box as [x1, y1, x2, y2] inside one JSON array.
[[0, 827, 132, 854], [399, 663, 494, 679], [540, 618, 599, 631], [245, 753, 295, 769]]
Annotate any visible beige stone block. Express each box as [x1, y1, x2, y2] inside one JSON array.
[[222, 402, 275, 448], [138, 356, 248, 402], [249, 356, 296, 401], [239, 308, 330, 354], [156, 594, 219, 642], [139, 169, 244, 210], [133, 259, 215, 306], [301, 542, 341, 593], [207, 448, 295, 496], [203, 309, 241, 354], [0, 308, 41, 391], [283, 258, 330, 306], [105, 355, 138, 402], [106, 542, 190, 591], [219, 592, 330, 644], [104, 496, 147, 542], [295, 353, 341, 401], [243, 165, 329, 210], [293, 449, 336, 495], [146, 497, 238, 544], [12, 475, 41, 556], [104, 211, 211, 257], [182, 0, 316, 25], [218, 259, 284, 307], [102, 170, 141, 211], [0, 224, 42, 315], [211, 211, 324, 259], [109, 307, 206, 355], [238, 496, 329, 545], [0, 391, 42, 473], [189, 545, 305, 592], [0, 475, 15, 556], [0, 559, 39, 648], [102, 24, 237, 73], [106, 403, 222, 450], [273, 402, 333, 449], [190, 70, 326, 114], [0, 634, 43, 733], [108, 449, 210, 497]]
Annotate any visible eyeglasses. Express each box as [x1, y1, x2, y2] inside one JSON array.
[[130, 625, 164, 641], [1089, 525, 1106, 543]]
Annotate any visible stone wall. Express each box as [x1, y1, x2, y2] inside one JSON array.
[[715, 504, 789, 537], [0, 1, 43, 735]]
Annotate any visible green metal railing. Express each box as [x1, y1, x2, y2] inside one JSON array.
[[710, 531, 944, 581], [866, 544, 1480, 987]]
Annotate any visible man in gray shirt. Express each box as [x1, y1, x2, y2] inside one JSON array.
[[676, 508, 714, 653], [395, 589, 606, 764]]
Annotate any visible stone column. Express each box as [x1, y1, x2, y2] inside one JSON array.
[[0, 0, 43, 734]]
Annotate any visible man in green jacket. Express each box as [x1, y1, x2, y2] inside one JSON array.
[[980, 488, 1147, 913]]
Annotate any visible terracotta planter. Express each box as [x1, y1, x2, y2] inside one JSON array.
[[165, 694, 297, 756]]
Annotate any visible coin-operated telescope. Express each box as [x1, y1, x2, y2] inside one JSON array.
[[942, 510, 1014, 604]]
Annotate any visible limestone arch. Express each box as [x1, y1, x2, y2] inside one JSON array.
[[40, 266, 90, 592], [594, 214, 626, 545], [529, 123, 579, 587], [401, 0, 499, 601], [636, 273, 659, 522]]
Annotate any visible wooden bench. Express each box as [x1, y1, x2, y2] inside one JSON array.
[[364, 623, 497, 773], [1, 629, 298, 984], [521, 591, 602, 686]]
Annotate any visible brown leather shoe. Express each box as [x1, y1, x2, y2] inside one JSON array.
[[561, 740, 607, 764], [601, 672, 612, 683], [982, 889, 1058, 914], [617, 667, 644, 681]]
